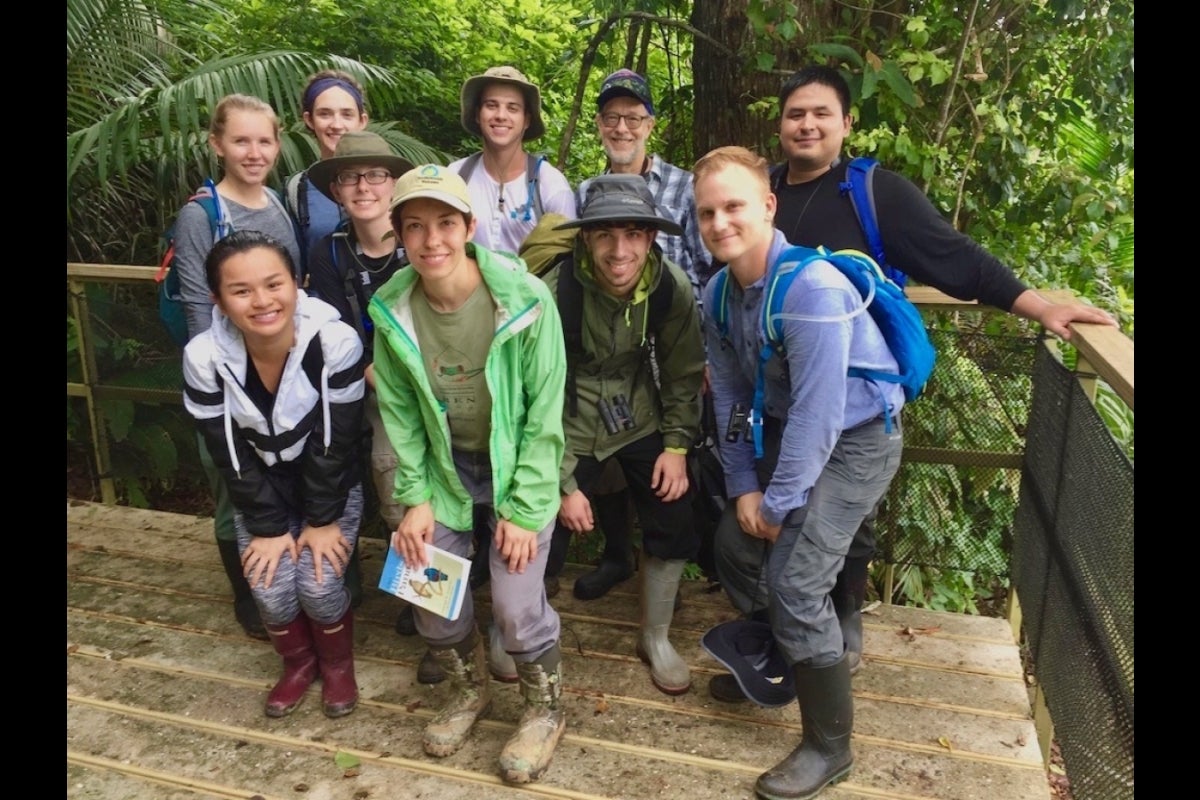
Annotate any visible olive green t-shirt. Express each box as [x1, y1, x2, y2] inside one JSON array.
[[410, 282, 495, 453]]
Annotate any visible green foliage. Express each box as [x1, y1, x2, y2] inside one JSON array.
[[67, 0, 438, 264], [884, 564, 1008, 615], [1094, 383, 1134, 462]]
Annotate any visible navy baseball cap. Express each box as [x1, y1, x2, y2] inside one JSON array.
[[597, 69, 655, 116]]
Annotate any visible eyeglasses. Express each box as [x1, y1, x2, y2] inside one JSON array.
[[334, 168, 392, 186], [599, 112, 650, 131]]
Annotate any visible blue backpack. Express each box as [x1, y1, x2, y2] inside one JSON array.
[[155, 179, 230, 346], [710, 245, 935, 457], [770, 156, 906, 288]]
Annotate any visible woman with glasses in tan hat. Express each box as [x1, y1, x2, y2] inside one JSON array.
[[449, 65, 576, 256], [368, 164, 569, 785], [305, 131, 448, 687]]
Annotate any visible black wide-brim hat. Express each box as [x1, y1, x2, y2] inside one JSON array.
[[701, 620, 796, 708], [554, 173, 683, 236]]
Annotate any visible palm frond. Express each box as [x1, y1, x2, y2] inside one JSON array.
[[369, 122, 450, 166], [1057, 115, 1111, 180]]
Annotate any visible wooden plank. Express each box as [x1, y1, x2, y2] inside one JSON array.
[[67, 262, 160, 282], [67, 501, 1050, 800], [904, 286, 1078, 310]]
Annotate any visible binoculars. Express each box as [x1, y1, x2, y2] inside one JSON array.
[[598, 394, 635, 435]]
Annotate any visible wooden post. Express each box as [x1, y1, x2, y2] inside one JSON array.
[[1032, 681, 1054, 767], [68, 278, 116, 504], [1075, 353, 1099, 404], [1006, 586, 1023, 644]]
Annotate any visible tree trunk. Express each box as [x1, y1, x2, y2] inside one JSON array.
[[690, 0, 778, 160], [689, 0, 912, 162]]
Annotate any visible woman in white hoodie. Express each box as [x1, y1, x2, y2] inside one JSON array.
[[182, 230, 366, 719]]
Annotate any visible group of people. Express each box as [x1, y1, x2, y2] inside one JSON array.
[[175, 63, 1116, 798]]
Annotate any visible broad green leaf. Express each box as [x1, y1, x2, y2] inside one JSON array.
[[100, 398, 136, 442], [928, 61, 951, 86], [881, 62, 917, 107], [809, 42, 864, 68], [861, 68, 878, 100], [127, 423, 180, 477]]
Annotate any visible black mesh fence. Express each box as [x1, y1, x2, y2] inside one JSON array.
[[68, 277, 185, 389], [1011, 345, 1134, 800], [876, 326, 1039, 577]]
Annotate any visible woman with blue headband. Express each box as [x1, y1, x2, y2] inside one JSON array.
[[285, 70, 370, 275]]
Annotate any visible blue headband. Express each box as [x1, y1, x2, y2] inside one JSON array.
[[303, 78, 364, 114]]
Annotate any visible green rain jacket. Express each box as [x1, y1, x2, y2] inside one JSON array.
[[368, 244, 567, 533], [541, 242, 705, 495]]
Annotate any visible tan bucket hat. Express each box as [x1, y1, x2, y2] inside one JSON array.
[[307, 131, 414, 202], [460, 65, 546, 141]]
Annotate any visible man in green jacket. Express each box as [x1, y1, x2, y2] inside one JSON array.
[[543, 173, 706, 695]]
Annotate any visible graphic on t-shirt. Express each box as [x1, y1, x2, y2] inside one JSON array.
[[433, 348, 485, 383]]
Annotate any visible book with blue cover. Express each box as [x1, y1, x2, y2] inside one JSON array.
[[377, 542, 471, 621]]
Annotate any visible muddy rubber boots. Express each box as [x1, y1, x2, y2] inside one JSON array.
[[498, 643, 566, 783], [310, 609, 358, 718], [264, 613, 318, 717], [635, 556, 692, 694], [573, 489, 635, 600], [423, 628, 492, 757]]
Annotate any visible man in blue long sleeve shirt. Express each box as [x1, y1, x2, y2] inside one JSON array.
[[694, 146, 904, 800]]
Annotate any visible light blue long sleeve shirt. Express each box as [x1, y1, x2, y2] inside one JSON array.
[[702, 229, 904, 526]]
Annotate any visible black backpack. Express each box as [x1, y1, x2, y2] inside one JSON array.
[[552, 250, 675, 418], [329, 227, 408, 345]]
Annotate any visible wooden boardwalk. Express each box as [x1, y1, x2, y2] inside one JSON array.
[[67, 499, 1051, 800]]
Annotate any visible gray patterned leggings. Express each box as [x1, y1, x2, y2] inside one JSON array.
[[236, 484, 363, 627]]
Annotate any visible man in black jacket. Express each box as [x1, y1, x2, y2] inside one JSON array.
[[709, 65, 1118, 703]]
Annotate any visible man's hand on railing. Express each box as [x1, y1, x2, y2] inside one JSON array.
[[1011, 289, 1119, 341]]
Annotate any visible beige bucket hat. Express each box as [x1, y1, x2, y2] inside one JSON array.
[[307, 131, 414, 202], [460, 65, 546, 141]]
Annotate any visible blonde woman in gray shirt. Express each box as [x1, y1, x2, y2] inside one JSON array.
[[171, 93, 300, 641]]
